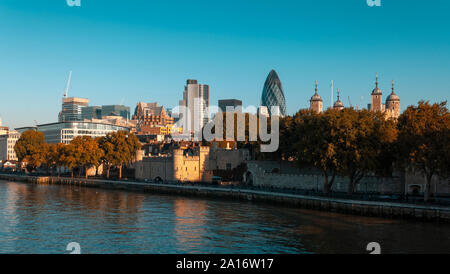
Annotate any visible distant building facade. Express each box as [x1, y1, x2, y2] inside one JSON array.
[[82, 105, 130, 120], [59, 97, 89, 122], [133, 102, 174, 127], [0, 130, 20, 161], [0, 117, 8, 135], [101, 105, 130, 119], [261, 70, 286, 116], [37, 122, 129, 144], [179, 79, 210, 134], [0, 126, 8, 136], [218, 99, 242, 112], [81, 106, 102, 120]]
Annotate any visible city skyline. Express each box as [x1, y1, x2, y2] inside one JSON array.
[[1, 0, 450, 128]]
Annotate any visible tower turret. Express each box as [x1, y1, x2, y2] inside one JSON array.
[[333, 88, 344, 111], [370, 73, 384, 112], [310, 80, 323, 113], [385, 80, 401, 119]]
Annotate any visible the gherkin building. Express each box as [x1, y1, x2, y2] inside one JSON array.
[[261, 70, 286, 116]]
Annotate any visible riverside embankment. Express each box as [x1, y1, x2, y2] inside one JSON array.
[[1, 173, 449, 222]]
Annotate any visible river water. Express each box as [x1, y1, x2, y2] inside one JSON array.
[[0, 180, 448, 254]]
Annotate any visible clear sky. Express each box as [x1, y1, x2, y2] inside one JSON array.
[[0, 0, 449, 128]]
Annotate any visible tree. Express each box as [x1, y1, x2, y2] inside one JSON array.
[[98, 131, 141, 179], [281, 108, 398, 195], [279, 110, 341, 194], [14, 130, 47, 172], [61, 143, 78, 178], [331, 109, 392, 195], [69, 136, 104, 179], [397, 101, 450, 202]]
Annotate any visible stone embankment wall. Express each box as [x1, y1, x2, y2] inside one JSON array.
[[246, 162, 403, 194], [1, 173, 449, 222]]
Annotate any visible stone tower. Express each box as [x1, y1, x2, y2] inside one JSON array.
[[173, 149, 185, 181], [333, 88, 344, 111], [199, 146, 211, 181], [310, 80, 323, 114], [370, 73, 384, 112], [385, 80, 401, 119]]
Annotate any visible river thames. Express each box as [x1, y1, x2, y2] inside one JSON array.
[[0, 180, 448, 254]]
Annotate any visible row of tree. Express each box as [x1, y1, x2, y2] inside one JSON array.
[[277, 101, 449, 202], [14, 131, 141, 179]]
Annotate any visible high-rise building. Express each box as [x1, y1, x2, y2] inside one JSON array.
[[261, 70, 286, 116], [310, 81, 323, 114], [0, 130, 20, 161], [179, 79, 210, 134], [59, 97, 89, 122], [218, 99, 242, 112]]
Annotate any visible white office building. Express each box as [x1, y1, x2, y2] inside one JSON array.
[[178, 79, 210, 135], [37, 121, 130, 144], [0, 131, 20, 161]]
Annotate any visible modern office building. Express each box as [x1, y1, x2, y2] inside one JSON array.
[[59, 97, 90, 122], [261, 70, 286, 117], [81, 105, 130, 120], [81, 106, 102, 120], [179, 79, 210, 134], [15, 127, 37, 134], [0, 130, 20, 161], [37, 121, 129, 144], [101, 105, 130, 119], [218, 99, 242, 112]]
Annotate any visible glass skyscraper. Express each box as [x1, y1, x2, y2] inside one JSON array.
[[261, 70, 286, 116]]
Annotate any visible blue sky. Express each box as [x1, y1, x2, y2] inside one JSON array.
[[0, 0, 449, 128]]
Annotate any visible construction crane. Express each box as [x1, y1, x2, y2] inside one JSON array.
[[64, 70, 73, 98], [356, 96, 364, 110]]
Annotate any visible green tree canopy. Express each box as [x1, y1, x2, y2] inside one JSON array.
[[14, 130, 47, 171], [397, 101, 450, 201]]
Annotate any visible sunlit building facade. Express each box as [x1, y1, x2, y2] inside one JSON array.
[[37, 122, 129, 144], [0, 130, 20, 161]]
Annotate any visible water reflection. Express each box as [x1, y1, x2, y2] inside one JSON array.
[[0, 181, 449, 254]]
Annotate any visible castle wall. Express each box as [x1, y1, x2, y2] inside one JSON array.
[[247, 162, 449, 196], [247, 162, 403, 194], [135, 157, 174, 181], [209, 149, 250, 170]]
